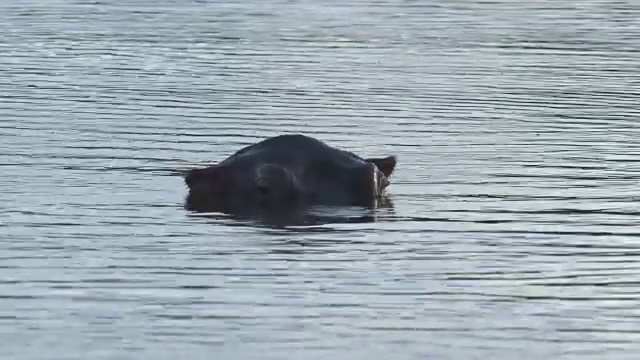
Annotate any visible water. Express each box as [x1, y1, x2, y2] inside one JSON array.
[[1, 0, 640, 358]]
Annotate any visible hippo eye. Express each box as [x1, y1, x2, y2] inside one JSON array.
[[257, 182, 269, 195]]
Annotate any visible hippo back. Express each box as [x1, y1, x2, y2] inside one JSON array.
[[221, 134, 366, 169]]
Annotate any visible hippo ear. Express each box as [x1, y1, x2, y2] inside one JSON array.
[[366, 156, 396, 178]]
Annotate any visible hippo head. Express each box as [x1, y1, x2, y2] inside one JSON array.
[[184, 134, 398, 215], [184, 162, 302, 211]]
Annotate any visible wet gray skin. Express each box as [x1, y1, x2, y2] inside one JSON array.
[[184, 134, 396, 212]]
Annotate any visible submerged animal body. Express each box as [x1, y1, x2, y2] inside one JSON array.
[[184, 134, 396, 213]]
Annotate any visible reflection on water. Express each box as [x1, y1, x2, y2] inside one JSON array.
[[1, 0, 640, 359], [185, 193, 396, 228]]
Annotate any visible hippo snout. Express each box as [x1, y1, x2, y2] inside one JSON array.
[[184, 165, 232, 195], [185, 168, 207, 191]]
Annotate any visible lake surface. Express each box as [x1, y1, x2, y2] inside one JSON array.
[[2, 0, 640, 359]]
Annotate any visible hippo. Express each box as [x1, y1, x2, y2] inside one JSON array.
[[184, 134, 396, 215]]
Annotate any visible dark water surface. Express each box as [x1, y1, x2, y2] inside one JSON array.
[[2, 0, 640, 359]]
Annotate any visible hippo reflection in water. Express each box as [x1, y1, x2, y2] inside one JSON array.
[[184, 134, 396, 216]]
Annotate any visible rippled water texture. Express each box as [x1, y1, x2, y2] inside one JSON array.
[[2, 0, 640, 359]]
